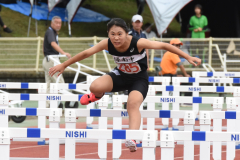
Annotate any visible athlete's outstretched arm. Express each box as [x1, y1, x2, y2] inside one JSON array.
[[137, 38, 201, 66], [49, 39, 108, 76]]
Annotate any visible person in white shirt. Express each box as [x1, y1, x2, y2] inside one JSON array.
[[143, 23, 157, 39]]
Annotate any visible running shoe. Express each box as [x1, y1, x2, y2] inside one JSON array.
[[125, 139, 137, 152], [80, 93, 102, 105], [3, 27, 12, 33]]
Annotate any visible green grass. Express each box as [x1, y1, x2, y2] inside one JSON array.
[[0, 0, 181, 37]]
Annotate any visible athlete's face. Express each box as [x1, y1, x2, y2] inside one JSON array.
[[51, 18, 62, 31], [195, 7, 201, 15], [108, 25, 128, 48], [132, 20, 143, 31]]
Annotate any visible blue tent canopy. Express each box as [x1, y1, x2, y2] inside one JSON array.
[[0, 2, 110, 22]]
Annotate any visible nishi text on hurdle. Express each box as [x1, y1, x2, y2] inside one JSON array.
[[66, 131, 87, 138], [160, 98, 175, 102], [46, 96, 61, 101]]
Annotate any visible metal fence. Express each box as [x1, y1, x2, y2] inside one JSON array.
[[0, 37, 238, 73]]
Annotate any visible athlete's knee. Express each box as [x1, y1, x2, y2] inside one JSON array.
[[90, 80, 104, 93], [127, 100, 141, 111]]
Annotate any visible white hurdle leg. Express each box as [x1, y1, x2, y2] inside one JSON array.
[[161, 131, 174, 160], [234, 88, 240, 148], [86, 103, 94, 128], [139, 103, 144, 131], [172, 89, 180, 130], [112, 95, 123, 160], [183, 111, 195, 160], [65, 109, 76, 160], [161, 77, 170, 129], [193, 80, 200, 120], [162, 90, 169, 128], [0, 94, 10, 160], [49, 84, 60, 160], [226, 98, 236, 160], [199, 111, 211, 160], [212, 98, 223, 160], [147, 86, 155, 131], [37, 84, 47, 145], [142, 131, 157, 160], [98, 95, 109, 160], [86, 76, 95, 128]]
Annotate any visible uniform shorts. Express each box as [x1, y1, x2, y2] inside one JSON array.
[[107, 69, 149, 99]]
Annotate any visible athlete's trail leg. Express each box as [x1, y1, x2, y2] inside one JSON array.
[[90, 75, 113, 97], [127, 91, 144, 130]]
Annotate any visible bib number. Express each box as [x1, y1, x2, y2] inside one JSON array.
[[117, 63, 141, 74]]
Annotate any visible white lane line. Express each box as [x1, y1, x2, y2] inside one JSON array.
[[60, 148, 131, 158], [174, 149, 240, 159], [10, 145, 46, 150]]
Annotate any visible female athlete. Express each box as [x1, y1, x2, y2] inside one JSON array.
[[49, 18, 201, 152]]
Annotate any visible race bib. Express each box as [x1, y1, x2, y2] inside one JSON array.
[[117, 62, 141, 74]]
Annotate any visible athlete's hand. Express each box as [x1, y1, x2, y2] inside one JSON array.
[[49, 64, 66, 77], [187, 57, 201, 67], [194, 29, 199, 32], [198, 28, 202, 32], [63, 52, 71, 59]]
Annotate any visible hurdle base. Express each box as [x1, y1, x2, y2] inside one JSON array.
[[37, 140, 46, 145], [172, 127, 179, 131], [136, 143, 142, 147], [10, 158, 141, 160], [10, 158, 103, 160], [161, 127, 169, 130], [235, 144, 240, 149], [86, 126, 93, 129]]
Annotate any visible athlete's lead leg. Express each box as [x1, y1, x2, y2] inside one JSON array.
[[90, 75, 113, 97], [80, 75, 113, 105]]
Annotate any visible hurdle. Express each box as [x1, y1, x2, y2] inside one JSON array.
[[2, 92, 240, 159], [161, 130, 240, 160], [0, 83, 47, 144], [192, 71, 240, 86], [64, 107, 240, 159], [172, 77, 240, 116], [0, 93, 159, 160], [192, 71, 240, 78], [113, 95, 224, 130], [1, 127, 157, 160], [148, 84, 240, 129]]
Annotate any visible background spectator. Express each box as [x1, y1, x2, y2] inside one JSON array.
[[143, 23, 157, 39], [159, 39, 192, 106], [42, 16, 71, 108], [0, 5, 12, 34], [159, 39, 190, 78], [189, 4, 208, 38], [129, 14, 149, 69]]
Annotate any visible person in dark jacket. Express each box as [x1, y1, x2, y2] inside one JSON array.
[[0, 5, 12, 34]]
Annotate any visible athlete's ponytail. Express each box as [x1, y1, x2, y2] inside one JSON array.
[[107, 18, 129, 33]]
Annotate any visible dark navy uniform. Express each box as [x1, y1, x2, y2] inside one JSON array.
[[128, 28, 147, 39], [107, 36, 149, 99]]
